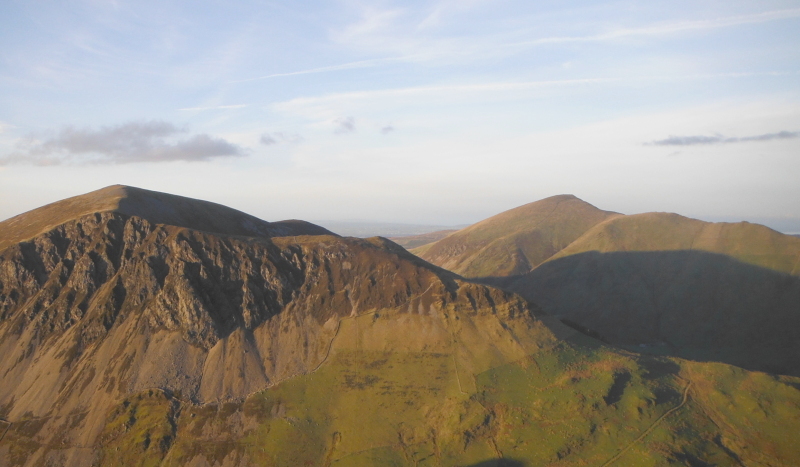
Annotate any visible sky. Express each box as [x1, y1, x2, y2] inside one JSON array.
[[1, 0, 799, 230]]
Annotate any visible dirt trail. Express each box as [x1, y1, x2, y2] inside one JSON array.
[[599, 379, 692, 467], [0, 419, 11, 443]]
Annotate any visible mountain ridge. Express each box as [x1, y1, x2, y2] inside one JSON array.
[[0, 185, 333, 252], [545, 210, 800, 275]]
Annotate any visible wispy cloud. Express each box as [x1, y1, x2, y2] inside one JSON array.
[[381, 125, 395, 135], [232, 58, 402, 83], [649, 131, 799, 146], [0, 121, 243, 165], [260, 132, 303, 145], [233, 7, 800, 85], [513, 8, 800, 47], [274, 77, 609, 112], [334, 117, 356, 134], [179, 104, 248, 111]]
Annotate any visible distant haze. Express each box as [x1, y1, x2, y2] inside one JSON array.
[[314, 221, 468, 238]]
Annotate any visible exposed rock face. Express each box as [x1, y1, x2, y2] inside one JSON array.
[[0, 192, 546, 463]]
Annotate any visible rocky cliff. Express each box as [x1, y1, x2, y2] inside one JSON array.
[[0, 187, 553, 465]]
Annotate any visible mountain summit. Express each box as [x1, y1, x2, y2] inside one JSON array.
[[413, 194, 619, 277], [0, 185, 332, 251]]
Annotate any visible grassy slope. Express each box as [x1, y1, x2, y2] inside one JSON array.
[[547, 212, 800, 276], [11, 328, 797, 466], [412, 195, 618, 278]]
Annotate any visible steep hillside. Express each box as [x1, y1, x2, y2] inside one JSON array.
[[412, 195, 619, 278], [1, 188, 799, 466]]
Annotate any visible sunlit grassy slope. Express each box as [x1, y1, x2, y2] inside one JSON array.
[[412, 195, 619, 278], [547, 212, 800, 276], [8, 314, 795, 466]]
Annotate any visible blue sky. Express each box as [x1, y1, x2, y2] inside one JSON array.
[[1, 0, 799, 229]]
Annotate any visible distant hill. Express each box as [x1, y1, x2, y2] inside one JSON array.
[[389, 229, 457, 249], [412, 195, 619, 278]]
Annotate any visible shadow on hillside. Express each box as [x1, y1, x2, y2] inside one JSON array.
[[465, 459, 526, 467], [478, 250, 800, 377]]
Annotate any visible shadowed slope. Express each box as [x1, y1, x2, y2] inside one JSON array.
[[412, 195, 619, 278], [505, 250, 800, 376], [0, 185, 333, 251]]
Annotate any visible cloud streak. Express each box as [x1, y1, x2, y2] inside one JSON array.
[[513, 8, 800, 48], [179, 104, 248, 111], [232, 58, 404, 83], [274, 78, 609, 112], [650, 131, 799, 146], [1, 121, 243, 165], [228, 7, 800, 86]]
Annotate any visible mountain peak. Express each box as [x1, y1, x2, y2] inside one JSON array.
[[0, 185, 333, 250], [413, 195, 619, 278]]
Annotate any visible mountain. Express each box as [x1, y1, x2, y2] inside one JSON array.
[[415, 196, 800, 376], [411, 195, 619, 278], [1, 187, 799, 466]]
